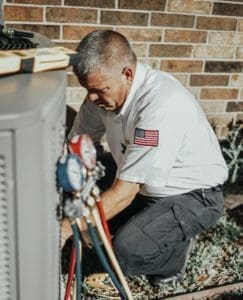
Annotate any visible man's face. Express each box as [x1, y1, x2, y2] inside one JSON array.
[[78, 68, 132, 112]]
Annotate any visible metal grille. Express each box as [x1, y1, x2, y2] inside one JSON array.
[[0, 25, 38, 50], [0, 155, 11, 300], [51, 108, 66, 300], [43, 105, 65, 299]]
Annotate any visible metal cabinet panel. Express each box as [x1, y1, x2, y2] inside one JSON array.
[[0, 132, 17, 300]]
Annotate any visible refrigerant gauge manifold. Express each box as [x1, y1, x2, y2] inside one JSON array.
[[56, 154, 87, 193], [70, 134, 97, 170]]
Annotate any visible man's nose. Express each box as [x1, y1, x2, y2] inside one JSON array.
[[88, 93, 99, 102]]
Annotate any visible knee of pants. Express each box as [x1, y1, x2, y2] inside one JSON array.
[[113, 243, 131, 275], [113, 230, 185, 276], [112, 227, 139, 274], [112, 222, 163, 275]]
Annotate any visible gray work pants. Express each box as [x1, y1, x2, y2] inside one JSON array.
[[111, 187, 224, 276], [97, 153, 224, 277]]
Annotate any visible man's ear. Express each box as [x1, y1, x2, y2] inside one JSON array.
[[121, 67, 134, 85]]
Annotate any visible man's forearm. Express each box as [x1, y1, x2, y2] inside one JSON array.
[[61, 179, 139, 246], [101, 186, 134, 220]]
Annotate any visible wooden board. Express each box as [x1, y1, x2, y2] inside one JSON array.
[[0, 46, 80, 75]]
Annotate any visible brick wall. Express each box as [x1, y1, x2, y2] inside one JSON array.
[[3, 0, 243, 137]]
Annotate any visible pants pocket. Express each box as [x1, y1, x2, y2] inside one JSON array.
[[141, 203, 185, 252], [173, 191, 224, 238], [116, 203, 186, 275]]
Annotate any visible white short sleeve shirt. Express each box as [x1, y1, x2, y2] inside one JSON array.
[[70, 63, 228, 197]]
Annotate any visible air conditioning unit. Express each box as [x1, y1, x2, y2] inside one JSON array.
[[0, 32, 66, 300]]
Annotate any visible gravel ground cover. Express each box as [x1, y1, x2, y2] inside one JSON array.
[[62, 205, 242, 299]]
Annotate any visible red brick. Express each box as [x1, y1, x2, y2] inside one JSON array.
[[194, 45, 234, 59], [207, 114, 236, 127], [4, 6, 43, 22], [65, 0, 115, 8], [236, 47, 243, 59], [150, 44, 192, 57], [46, 7, 97, 23], [213, 3, 243, 17], [205, 61, 243, 73], [190, 75, 229, 86], [173, 74, 189, 86], [68, 74, 80, 87], [7, 24, 60, 39], [164, 29, 207, 43], [66, 88, 87, 105], [226, 102, 243, 112], [131, 44, 147, 57], [63, 25, 112, 40], [239, 20, 243, 31], [161, 60, 203, 73], [208, 32, 243, 45], [230, 74, 243, 87], [7, 0, 60, 3], [151, 13, 194, 28], [240, 89, 243, 100], [139, 58, 160, 69], [220, 125, 230, 138], [119, 0, 166, 11], [66, 66, 75, 72], [236, 113, 243, 123], [196, 16, 237, 31], [200, 88, 239, 100], [117, 28, 162, 42], [168, 0, 211, 14], [199, 101, 225, 114], [101, 11, 148, 26], [187, 87, 199, 98]]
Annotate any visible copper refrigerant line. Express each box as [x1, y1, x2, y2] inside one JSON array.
[[59, 140, 133, 300]]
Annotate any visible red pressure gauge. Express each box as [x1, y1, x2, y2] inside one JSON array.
[[70, 134, 97, 170]]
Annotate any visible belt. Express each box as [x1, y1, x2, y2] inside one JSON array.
[[202, 184, 223, 193], [193, 184, 223, 196], [193, 184, 223, 201]]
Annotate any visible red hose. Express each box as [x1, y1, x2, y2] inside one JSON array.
[[96, 199, 113, 246], [64, 242, 76, 300]]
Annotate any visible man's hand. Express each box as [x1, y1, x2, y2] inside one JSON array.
[[61, 217, 90, 248]]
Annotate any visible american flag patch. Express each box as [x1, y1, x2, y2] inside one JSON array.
[[134, 128, 159, 147]]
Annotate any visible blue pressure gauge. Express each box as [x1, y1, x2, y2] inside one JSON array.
[[56, 154, 87, 193]]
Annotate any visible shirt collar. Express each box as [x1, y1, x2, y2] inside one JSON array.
[[115, 62, 148, 119]]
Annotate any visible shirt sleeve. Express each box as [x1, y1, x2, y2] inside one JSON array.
[[117, 95, 189, 187], [68, 99, 106, 143]]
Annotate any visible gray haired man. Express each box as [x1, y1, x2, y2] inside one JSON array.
[[63, 30, 228, 286]]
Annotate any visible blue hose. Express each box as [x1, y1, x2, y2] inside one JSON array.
[[86, 221, 127, 300], [71, 222, 82, 300]]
